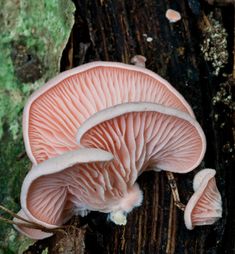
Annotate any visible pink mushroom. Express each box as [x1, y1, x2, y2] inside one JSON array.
[[19, 102, 206, 233], [77, 102, 206, 176], [19, 148, 144, 238], [165, 9, 182, 23], [76, 102, 206, 223], [16, 61, 209, 238], [184, 169, 222, 230], [23, 61, 195, 165]]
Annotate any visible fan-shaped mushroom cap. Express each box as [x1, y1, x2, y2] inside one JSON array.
[[165, 9, 181, 23], [20, 148, 143, 231], [13, 209, 53, 239], [184, 169, 222, 230], [23, 61, 195, 164], [77, 102, 206, 182]]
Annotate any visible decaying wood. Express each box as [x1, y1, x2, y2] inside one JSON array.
[[166, 172, 185, 211], [23, 0, 234, 253], [49, 225, 87, 254]]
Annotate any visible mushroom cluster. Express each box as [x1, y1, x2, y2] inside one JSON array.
[[15, 58, 222, 239]]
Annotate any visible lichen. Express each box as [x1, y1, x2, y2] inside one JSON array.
[[212, 79, 235, 163], [0, 0, 75, 139], [0, 134, 32, 253], [212, 80, 235, 110], [200, 12, 228, 76], [42, 248, 49, 254], [0, 0, 75, 252]]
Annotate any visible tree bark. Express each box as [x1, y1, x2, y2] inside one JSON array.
[[58, 0, 234, 253]]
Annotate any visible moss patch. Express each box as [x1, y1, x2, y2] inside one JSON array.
[[0, 0, 75, 252]]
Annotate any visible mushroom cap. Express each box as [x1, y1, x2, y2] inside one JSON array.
[[165, 9, 181, 23], [20, 148, 143, 230], [13, 209, 52, 240], [184, 169, 222, 230], [23, 61, 195, 164], [130, 55, 147, 68], [77, 102, 206, 183]]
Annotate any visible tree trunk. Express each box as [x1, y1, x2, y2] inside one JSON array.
[[27, 0, 235, 253]]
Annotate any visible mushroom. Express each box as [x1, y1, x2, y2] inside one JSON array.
[[165, 9, 182, 23], [130, 55, 147, 68], [184, 168, 222, 230], [76, 102, 206, 222], [23, 61, 195, 165], [19, 148, 144, 238], [77, 102, 206, 176]]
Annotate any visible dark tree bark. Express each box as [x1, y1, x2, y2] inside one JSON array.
[[57, 0, 234, 253]]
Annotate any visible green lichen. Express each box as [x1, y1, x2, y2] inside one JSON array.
[[42, 248, 49, 254], [0, 0, 75, 138], [0, 0, 75, 252], [0, 133, 32, 253], [3, 228, 34, 254], [200, 12, 228, 76]]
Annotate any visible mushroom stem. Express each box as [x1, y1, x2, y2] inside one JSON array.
[[166, 172, 185, 211], [109, 211, 127, 225]]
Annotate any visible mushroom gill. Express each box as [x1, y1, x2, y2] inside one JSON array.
[[20, 149, 143, 235], [77, 102, 206, 181], [23, 62, 194, 164]]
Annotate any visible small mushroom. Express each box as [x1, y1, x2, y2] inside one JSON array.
[[165, 9, 182, 23], [23, 61, 195, 164], [130, 55, 147, 68], [184, 169, 222, 230], [77, 102, 206, 177]]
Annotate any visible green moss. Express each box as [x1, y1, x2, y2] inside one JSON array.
[[0, 0, 75, 139], [42, 248, 49, 254], [0, 133, 31, 253], [0, 0, 75, 252]]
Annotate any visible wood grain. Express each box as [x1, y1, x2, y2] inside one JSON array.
[[58, 0, 234, 253]]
